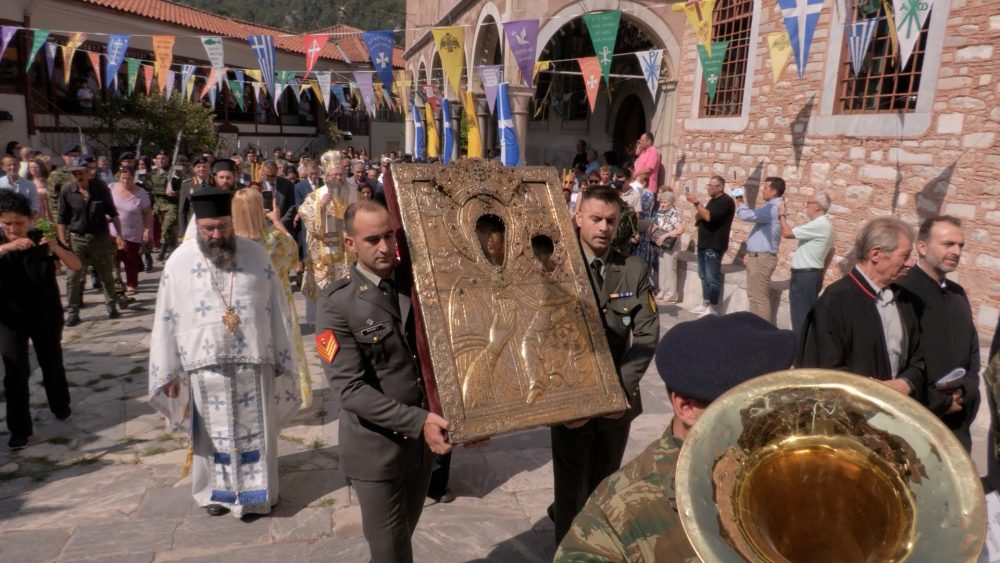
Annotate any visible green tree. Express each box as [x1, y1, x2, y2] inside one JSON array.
[[89, 94, 218, 156]]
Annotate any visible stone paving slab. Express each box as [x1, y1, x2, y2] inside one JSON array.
[[0, 528, 74, 562]]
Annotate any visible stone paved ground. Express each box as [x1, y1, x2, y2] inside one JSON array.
[[0, 265, 992, 562]]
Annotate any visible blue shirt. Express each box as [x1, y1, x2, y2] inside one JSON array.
[[0, 175, 38, 213], [736, 197, 782, 254]]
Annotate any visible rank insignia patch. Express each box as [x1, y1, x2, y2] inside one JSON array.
[[316, 329, 339, 364]]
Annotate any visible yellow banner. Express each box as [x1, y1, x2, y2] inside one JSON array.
[[431, 26, 465, 98], [374, 83, 385, 108], [464, 89, 482, 158], [533, 61, 551, 84], [152, 35, 175, 93], [425, 103, 440, 158], [673, 0, 715, 55], [396, 70, 411, 118], [766, 32, 792, 84], [881, 0, 898, 61], [245, 69, 263, 86], [63, 33, 87, 84], [309, 79, 323, 103]]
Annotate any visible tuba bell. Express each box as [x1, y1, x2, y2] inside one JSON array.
[[676, 369, 986, 563]]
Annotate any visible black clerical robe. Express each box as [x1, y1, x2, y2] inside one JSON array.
[[897, 266, 980, 450], [797, 267, 926, 402]]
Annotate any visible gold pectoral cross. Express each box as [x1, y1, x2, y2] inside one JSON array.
[[222, 307, 241, 333]]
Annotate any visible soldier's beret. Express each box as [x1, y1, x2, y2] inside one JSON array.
[[62, 143, 81, 155], [118, 151, 135, 161], [656, 312, 796, 403], [154, 149, 168, 157], [191, 155, 211, 166]]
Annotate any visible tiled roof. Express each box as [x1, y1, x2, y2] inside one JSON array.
[[309, 24, 406, 68]]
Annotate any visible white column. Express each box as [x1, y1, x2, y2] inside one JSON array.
[[508, 85, 533, 166]]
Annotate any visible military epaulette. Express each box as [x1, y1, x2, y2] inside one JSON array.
[[326, 275, 352, 296]]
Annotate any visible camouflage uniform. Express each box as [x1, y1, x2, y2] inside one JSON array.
[[47, 166, 73, 216], [983, 354, 1000, 491], [147, 168, 180, 251], [554, 424, 699, 563], [612, 206, 639, 257]]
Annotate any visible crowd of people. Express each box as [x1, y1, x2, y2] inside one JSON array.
[[2, 134, 999, 562]]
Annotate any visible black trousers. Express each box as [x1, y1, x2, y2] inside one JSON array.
[[427, 451, 452, 498], [0, 319, 71, 438], [551, 419, 632, 545]]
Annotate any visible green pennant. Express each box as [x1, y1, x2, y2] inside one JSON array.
[[227, 78, 245, 111], [696, 40, 729, 102], [126, 58, 140, 95], [582, 10, 621, 87], [26, 29, 50, 71]]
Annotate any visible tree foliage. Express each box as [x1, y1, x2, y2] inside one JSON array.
[[88, 94, 218, 156], [177, 0, 404, 38]]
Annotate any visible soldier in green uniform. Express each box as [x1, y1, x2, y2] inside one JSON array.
[[47, 143, 82, 216], [147, 150, 181, 261], [178, 155, 211, 234], [554, 313, 796, 562]]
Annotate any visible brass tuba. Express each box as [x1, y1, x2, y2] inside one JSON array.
[[676, 369, 986, 563]]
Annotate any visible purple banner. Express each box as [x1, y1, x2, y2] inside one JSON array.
[[0, 27, 15, 62], [502, 19, 539, 88], [44, 41, 58, 80], [478, 65, 502, 115]]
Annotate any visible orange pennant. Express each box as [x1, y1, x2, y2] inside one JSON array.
[[577, 56, 602, 113], [87, 51, 102, 90], [315, 329, 339, 364]]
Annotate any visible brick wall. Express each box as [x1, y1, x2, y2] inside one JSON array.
[[670, 0, 1000, 334]]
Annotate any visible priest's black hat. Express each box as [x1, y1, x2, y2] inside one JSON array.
[[211, 158, 237, 175], [656, 312, 796, 403], [190, 187, 233, 219]]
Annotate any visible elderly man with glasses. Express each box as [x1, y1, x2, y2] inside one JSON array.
[[778, 191, 834, 337]]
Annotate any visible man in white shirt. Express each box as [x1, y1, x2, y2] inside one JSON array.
[[0, 155, 38, 215], [778, 191, 834, 336]]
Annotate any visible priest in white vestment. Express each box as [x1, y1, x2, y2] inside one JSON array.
[[149, 186, 301, 518]]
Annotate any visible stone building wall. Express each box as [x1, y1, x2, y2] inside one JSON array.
[[669, 0, 999, 333]]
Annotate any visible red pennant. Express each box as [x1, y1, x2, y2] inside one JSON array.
[[577, 57, 602, 113], [315, 329, 339, 364], [142, 64, 154, 94], [87, 51, 103, 90], [302, 34, 327, 79]]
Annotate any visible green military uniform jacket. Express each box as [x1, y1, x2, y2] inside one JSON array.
[[147, 168, 179, 203], [983, 353, 1000, 488], [47, 166, 73, 216], [554, 423, 699, 563]]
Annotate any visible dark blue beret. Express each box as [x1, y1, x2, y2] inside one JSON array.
[[656, 312, 796, 403]]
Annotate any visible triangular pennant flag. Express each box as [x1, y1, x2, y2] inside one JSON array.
[[881, 0, 899, 61], [583, 10, 621, 87], [0, 27, 16, 62], [273, 70, 296, 113], [497, 82, 519, 166], [354, 72, 377, 117], [142, 64, 154, 94], [894, 0, 934, 69], [502, 20, 539, 88], [422, 84, 439, 114], [207, 84, 217, 109], [126, 58, 140, 95], [247, 35, 276, 97], [104, 34, 130, 90], [152, 36, 175, 93], [412, 98, 425, 161], [373, 83, 386, 109], [315, 71, 332, 111], [252, 82, 265, 106], [696, 41, 730, 101], [396, 70, 410, 119], [847, 18, 880, 75], [425, 103, 439, 159], [332, 84, 348, 109], [86, 51, 102, 90], [361, 30, 395, 91], [181, 64, 197, 100], [778, 0, 824, 79], [766, 32, 793, 84], [441, 98, 455, 164], [672, 0, 716, 55], [478, 65, 502, 115], [63, 33, 87, 84], [635, 50, 663, 98], [227, 73, 245, 111], [245, 69, 263, 85], [165, 70, 176, 100], [200, 68, 222, 99], [302, 34, 327, 79], [464, 89, 483, 158], [26, 29, 49, 71], [308, 80, 323, 105], [533, 61, 550, 85], [577, 56, 602, 112], [201, 37, 225, 73], [44, 41, 58, 81], [431, 27, 465, 97]]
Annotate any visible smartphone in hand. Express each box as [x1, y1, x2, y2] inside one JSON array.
[[262, 190, 274, 211]]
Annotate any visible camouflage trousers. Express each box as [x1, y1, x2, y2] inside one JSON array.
[[66, 233, 118, 314], [153, 199, 179, 248]]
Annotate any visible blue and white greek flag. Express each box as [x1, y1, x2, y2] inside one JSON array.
[[497, 82, 519, 167], [778, 0, 825, 79], [846, 18, 879, 76], [104, 34, 130, 91], [247, 35, 276, 99], [413, 98, 425, 161], [441, 99, 455, 164]]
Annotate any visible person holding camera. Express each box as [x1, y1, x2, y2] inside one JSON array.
[[0, 190, 82, 450], [651, 190, 684, 303]]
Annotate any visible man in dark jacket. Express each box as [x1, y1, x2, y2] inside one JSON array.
[[261, 160, 297, 236]]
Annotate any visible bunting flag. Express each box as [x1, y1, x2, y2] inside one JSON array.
[[881, 0, 899, 61], [152, 35, 175, 93], [412, 99, 425, 161], [497, 82, 519, 167], [308, 80, 323, 106], [44, 42, 58, 80], [396, 70, 410, 118], [201, 37, 225, 73], [766, 32, 793, 84], [847, 18, 880, 75], [252, 82, 265, 107], [247, 35, 276, 96], [373, 83, 386, 109], [583, 11, 621, 87], [200, 67, 223, 99], [577, 56, 602, 112], [87, 51, 102, 90], [635, 50, 663, 98], [301, 34, 327, 79], [207, 84, 217, 109], [165, 70, 176, 100], [227, 73, 245, 110], [478, 65, 502, 115], [464, 89, 483, 159], [533, 61, 550, 85], [26, 29, 49, 71], [0, 26, 16, 62], [441, 98, 455, 164], [696, 41, 730, 101], [63, 33, 87, 84], [425, 102, 439, 159], [672, 0, 716, 54], [245, 68, 263, 85], [273, 70, 296, 113], [778, 0, 824, 79], [355, 72, 377, 116], [423, 84, 439, 114], [315, 70, 332, 111], [142, 64, 154, 94], [332, 83, 348, 109], [104, 34, 130, 90], [361, 30, 395, 91], [181, 64, 197, 100], [894, 0, 934, 69], [126, 58, 140, 95], [502, 19, 539, 88], [431, 26, 465, 97]]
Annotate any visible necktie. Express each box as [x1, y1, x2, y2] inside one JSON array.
[[379, 278, 400, 315], [591, 258, 604, 289]]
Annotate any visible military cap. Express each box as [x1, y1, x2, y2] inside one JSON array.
[[65, 156, 89, 172], [191, 155, 211, 166], [656, 312, 796, 403], [118, 151, 135, 161], [154, 149, 168, 157], [62, 143, 81, 155]]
